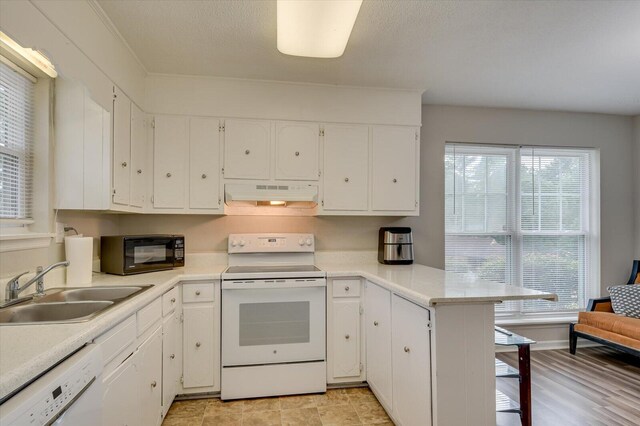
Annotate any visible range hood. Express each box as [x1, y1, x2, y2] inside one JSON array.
[[224, 184, 318, 208]]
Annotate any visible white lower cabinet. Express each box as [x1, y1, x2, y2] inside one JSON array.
[[102, 350, 140, 426], [327, 278, 365, 384], [364, 281, 393, 411], [391, 295, 432, 426], [162, 311, 181, 416], [138, 326, 163, 426], [182, 281, 220, 392]]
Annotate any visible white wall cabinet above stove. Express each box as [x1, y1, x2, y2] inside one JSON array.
[[275, 121, 320, 181], [223, 119, 272, 180]]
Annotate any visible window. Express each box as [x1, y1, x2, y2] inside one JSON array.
[[0, 59, 35, 221], [445, 144, 597, 317]]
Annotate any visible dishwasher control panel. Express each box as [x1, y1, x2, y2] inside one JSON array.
[[0, 344, 102, 425]]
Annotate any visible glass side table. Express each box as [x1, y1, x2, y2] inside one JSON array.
[[495, 326, 535, 426]]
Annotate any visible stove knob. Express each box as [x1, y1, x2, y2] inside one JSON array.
[[231, 240, 237, 247], [239, 240, 246, 247], [305, 238, 312, 246], [298, 238, 305, 246]]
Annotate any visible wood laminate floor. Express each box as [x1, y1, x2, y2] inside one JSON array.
[[163, 347, 640, 425], [497, 347, 640, 426]]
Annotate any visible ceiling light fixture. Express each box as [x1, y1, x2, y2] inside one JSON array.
[[0, 31, 57, 78], [277, 0, 363, 58]]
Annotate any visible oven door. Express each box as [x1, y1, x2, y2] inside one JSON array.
[[222, 280, 326, 367], [124, 237, 176, 273]]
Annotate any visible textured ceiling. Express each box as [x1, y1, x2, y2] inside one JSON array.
[[97, 0, 640, 115]]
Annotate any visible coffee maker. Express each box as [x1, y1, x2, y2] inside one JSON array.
[[378, 227, 414, 265]]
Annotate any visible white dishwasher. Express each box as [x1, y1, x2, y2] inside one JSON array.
[[0, 344, 102, 425]]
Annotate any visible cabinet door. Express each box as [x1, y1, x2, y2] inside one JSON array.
[[183, 304, 215, 388], [372, 126, 418, 211], [331, 299, 361, 379], [153, 116, 187, 208], [392, 295, 432, 426], [275, 121, 319, 181], [112, 87, 131, 206], [162, 312, 181, 417], [323, 125, 369, 211], [130, 103, 146, 208], [139, 325, 163, 426], [365, 281, 392, 411], [83, 92, 107, 210], [102, 351, 140, 425], [190, 118, 221, 209], [224, 119, 271, 179]]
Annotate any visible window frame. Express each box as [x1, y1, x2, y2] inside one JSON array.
[[0, 52, 53, 251], [444, 143, 600, 320]]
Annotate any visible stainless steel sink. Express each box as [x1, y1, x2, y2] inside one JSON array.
[[0, 301, 114, 324], [35, 286, 147, 303], [0, 285, 152, 325]]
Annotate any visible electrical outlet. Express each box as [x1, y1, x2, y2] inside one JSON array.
[[55, 222, 66, 243]]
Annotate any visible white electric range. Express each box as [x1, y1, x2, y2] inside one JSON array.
[[220, 233, 327, 400]]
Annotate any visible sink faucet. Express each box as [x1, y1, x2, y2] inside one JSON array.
[[5, 261, 70, 302]]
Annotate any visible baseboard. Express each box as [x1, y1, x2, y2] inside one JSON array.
[[495, 339, 601, 352]]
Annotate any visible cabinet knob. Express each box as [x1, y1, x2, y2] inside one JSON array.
[[404, 346, 410, 353], [373, 321, 379, 326], [121, 162, 127, 168], [196, 342, 201, 348], [195, 290, 201, 296], [201, 173, 207, 179], [344, 177, 349, 183], [170, 354, 175, 359], [151, 381, 157, 388], [137, 169, 142, 174], [345, 286, 350, 291], [393, 178, 397, 183], [171, 298, 176, 303], [345, 334, 350, 340], [245, 149, 250, 155], [166, 172, 172, 178], [295, 151, 300, 156]]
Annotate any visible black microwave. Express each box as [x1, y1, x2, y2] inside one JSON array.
[[100, 235, 185, 275]]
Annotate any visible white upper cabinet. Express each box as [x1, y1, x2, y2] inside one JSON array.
[[275, 121, 320, 181], [372, 126, 419, 212], [223, 119, 271, 180], [112, 86, 131, 206], [129, 103, 147, 208], [323, 124, 369, 211], [153, 116, 188, 209], [189, 118, 221, 210]]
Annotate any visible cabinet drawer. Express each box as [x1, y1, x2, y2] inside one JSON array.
[[332, 279, 361, 298], [137, 298, 162, 337], [95, 314, 136, 366], [183, 282, 215, 303], [162, 287, 179, 316]]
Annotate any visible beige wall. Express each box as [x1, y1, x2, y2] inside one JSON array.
[[634, 116, 640, 258], [117, 215, 402, 252]]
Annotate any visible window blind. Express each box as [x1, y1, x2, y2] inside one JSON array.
[[520, 148, 590, 313], [445, 144, 594, 316], [0, 59, 34, 220]]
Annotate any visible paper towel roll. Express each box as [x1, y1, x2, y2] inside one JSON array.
[[65, 236, 93, 286]]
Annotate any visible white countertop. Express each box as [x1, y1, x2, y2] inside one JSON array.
[[0, 260, 555, 401], [320, 262, 557, 308]]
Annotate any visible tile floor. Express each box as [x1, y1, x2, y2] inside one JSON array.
[[162, 387, 394, 425]]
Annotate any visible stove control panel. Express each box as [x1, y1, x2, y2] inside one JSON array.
[[228, 233, 315, 253]]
